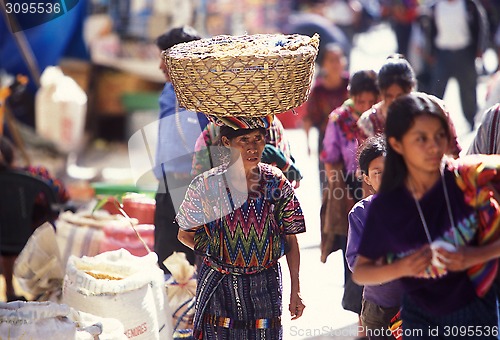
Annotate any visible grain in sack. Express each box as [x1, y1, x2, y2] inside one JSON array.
[[62, 249, 173, 340]]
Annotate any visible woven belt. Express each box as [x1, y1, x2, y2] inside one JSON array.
[[203, 314, 281, 329]]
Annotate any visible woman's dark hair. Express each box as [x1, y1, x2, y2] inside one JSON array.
[[0, 136, 14, 170], [155, 26, 201, 51], [348, 69, 379, 97], [379, 92, 450, 193], [358, 134, 386, 175], [378, 54, 416, 93], [219, 126, 266, 141]]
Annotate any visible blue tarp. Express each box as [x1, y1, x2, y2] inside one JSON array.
[[0, 0, 89, 91]]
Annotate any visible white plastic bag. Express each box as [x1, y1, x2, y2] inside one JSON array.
[[35, 66, 87, 153], [14, 223, 65, 302]]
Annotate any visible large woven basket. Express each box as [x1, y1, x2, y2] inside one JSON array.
[[164, 33, 319, 117]]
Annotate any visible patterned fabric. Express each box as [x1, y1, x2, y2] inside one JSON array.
[[24, 165, 69, 203], [207, 115, 274, 130], [176, 163, 305, 274], [193, 262, 283, 339], [320, 99, 366, 173], [191, 117, 293, 177], [449, 155, 500, 297], [357, 104, 385, 140]]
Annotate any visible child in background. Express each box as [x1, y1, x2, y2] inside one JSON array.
[[346, 135, 403, 339]]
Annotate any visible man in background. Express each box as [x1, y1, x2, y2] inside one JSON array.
[[153, 26, 209, 273]]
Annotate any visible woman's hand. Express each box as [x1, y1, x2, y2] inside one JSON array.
[[396, 244, 433, 277], [437, 247, 469, 271], [289, 291, 305, 320]]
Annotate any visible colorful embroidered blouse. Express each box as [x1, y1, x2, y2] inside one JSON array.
[[320, 99, 366, 173], [176, 163, 306, 274], [357, 103, 385, 140]]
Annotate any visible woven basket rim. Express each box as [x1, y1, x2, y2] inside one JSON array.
[[165, 33, 319, 117]]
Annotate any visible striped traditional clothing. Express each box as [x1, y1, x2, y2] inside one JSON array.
[[176, 162, 305, 339]]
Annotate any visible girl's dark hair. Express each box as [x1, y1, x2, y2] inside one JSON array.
[[219, 126, 266, 141], [0, 136, 14, 170], [348, 69, 379, 97], [358, 134, 386, 175], [379, 92, 450, 193], [378, 54, 416, 92]]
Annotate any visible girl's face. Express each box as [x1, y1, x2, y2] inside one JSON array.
[[389, 115, 449, 175], [353, 91, 378, 114], [222, 130, 266, 168], [382, 83, 407, 106], [363, 156, 385, 193]]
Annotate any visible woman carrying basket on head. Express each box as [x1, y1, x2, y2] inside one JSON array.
[[176, 118, 306, 339]]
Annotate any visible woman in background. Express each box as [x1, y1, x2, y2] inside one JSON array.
[[320, 69, 379, 335]]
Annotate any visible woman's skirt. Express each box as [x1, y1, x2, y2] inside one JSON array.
[[401, 288, 498, 339], [193, 260, 283, 339]]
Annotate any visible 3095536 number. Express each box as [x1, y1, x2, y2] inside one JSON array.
[[5, 2, 61, 14]]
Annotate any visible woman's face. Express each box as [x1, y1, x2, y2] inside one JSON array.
[[382, 83, 407, 106], [322, 50, 346, 77], [353, 91, 378, 114], [223, 130, 266, 168], [364, 156, 385, 192], [159, 50, 170, 81], [389, 115, 449, 175]]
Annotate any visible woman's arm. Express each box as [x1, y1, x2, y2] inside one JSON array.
[[178, 229, 195, 249], [285, 234, 304, 320], [352, 245, 432, 285]]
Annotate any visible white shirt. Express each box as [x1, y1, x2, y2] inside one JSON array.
[[434, 0, 470, 50]]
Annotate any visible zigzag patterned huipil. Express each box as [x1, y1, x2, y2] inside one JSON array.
[[177, 163, 305, 274]]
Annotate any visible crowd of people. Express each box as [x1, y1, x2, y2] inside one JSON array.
[[1, 1, 500, 339], [149, 19, 500, 339]]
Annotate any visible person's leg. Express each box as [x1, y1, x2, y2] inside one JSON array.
[[430, 49, 451, 99], [453, 47, 478, 129], [361, 299, 400, 340], [154, 191, 195, 274], [1, 255, 25, 301], [392, 22, 413, 57]]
